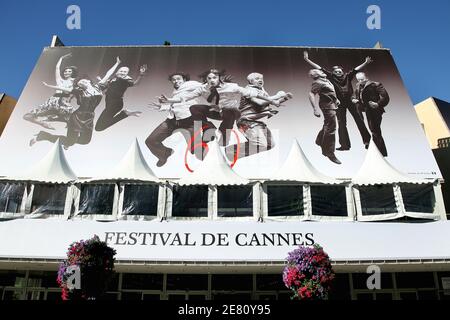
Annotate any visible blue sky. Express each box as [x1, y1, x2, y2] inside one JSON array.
[[1, 0, 449, 104]]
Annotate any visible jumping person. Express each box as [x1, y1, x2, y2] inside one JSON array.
[[304, 51, 372, 151], [225, 72, 293, 161], [24, 53, 77, 129], [94, 63, 148, 131], [145, 72, 206, 167], [352, 72, 390, 157], [30, 57, 121, 148], [308, 69, 341, 165]]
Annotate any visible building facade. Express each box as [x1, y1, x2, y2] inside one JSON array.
[[0, 42, 449, 300]]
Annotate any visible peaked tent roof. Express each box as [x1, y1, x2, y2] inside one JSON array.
[[6, 139, 77, 183], [267, 139, 339, 184], [89, 139, 159, 182], [352, 141, 430, 185], [178, 141, 249, 186]]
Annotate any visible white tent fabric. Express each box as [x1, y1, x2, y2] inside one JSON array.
[[267, 139, 339, 184], [89, 139, 159, 182], [178, 141, 249, 186], [5, 139, 77, 183], [352, 141, 430, 185]]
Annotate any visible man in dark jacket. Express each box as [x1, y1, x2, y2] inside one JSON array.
[[352, 72, 390, 156]]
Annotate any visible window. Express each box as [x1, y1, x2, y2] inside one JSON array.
[[396, 272, 435, 289], [358, 185, 397, 215], [79, 184, 115, 215], [121, 273, 163, 290], [0, 183, 24, 213], [172, 186, 208, 217], [310, 185, 347, 216], [218, 186, 253, 217], [122, 184, 158, 216], [352, 272, 393, 289], [256, 274, 286, 291], [267, 185, 303, 216], [328, 274, 351, 300], [400, 184, 435, 213], [167, 274, 208, 290], [212, 274, 253, 291], [30, 184, 67, 215], [0, 271, 26, 287]]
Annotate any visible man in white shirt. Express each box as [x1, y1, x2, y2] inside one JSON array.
[[145, 72, 204, 167]]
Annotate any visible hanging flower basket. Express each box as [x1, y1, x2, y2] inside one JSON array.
[[57, 235, 116, 300], [283, 244, 335, 300]]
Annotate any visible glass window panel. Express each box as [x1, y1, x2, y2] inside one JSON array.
[[396, 272, 435, 289], [212, 293, 252, 300], [0, 271, 26, 287], [102, 293, 119, 300], [399, 292, 417, 300], [256, 274, 286, 291], [3, 290, 23, 300], [277, 293, 292, 300], [359, 185, 397, 215], [106, 273, 119, 291], [122, 184, 158, 216], [376, 293, 393, 300], [172, 186, 208, 217], [212, 274, 253, 291], [267, 185, 303, 216], [310, 185, 347, 216], [328, 274, 351, 300], [439, 292, 450, 300], [121, 292, 142, 300], [45, 291, 62, 301], [401, 184, 435, 213], [258, 294, 277, 300], [79, 184, 115, 215], [31, 184, 67, 215], [356, 293, 374, 300], [143, 294, 160, 301], [167, 274, 208, 290], [352, 273, 393, 289], [437, 272, 450, 290], [0, 183, 25, 213], [188, 295, 206, 301], [417, 290, 438, 300], [121, 273, 163, 290], [218, 186, 253, 217]]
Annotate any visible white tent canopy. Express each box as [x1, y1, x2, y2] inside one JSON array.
[[5, 139, 77, 183], [178, 141, 249, 186], [352, 141, 431, 185], [267, 139, 340, 184], [89, 139, 159, 183]]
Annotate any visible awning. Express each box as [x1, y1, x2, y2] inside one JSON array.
[[89, 139, 159, 183], [178, 141, 249, 186], [4, 139, 77, 184], [352, 141, 431, 185], [267, 139, 340, 184]]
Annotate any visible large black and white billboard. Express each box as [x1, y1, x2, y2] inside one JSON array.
[[0, 46, 440, 179]]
